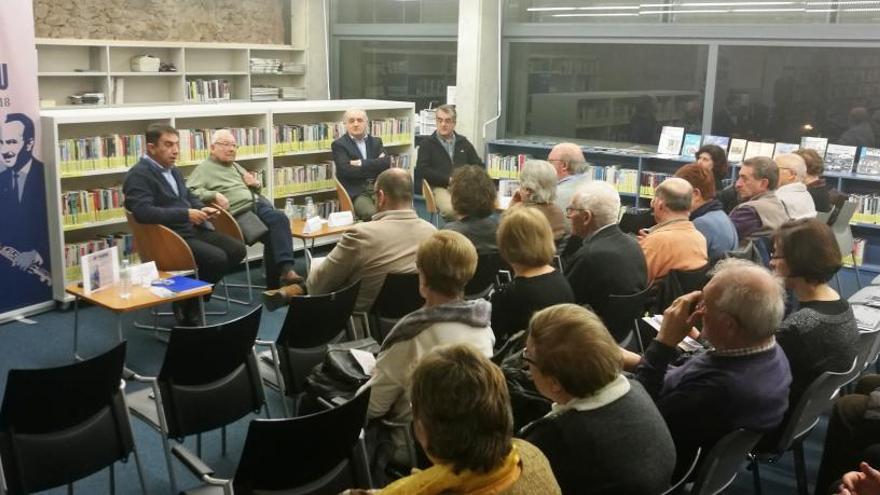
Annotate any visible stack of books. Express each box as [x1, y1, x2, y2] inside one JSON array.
[[68, 92, 105, 105], [250, 57, 281, 73], [280, 62, 306, 74], [251, 86, 280, 101], [280, 87, 306, 100]]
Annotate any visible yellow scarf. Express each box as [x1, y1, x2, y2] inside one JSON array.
[[379, 445, 522, 495]]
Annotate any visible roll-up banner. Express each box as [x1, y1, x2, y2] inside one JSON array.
[[0, 0, 53, 318]]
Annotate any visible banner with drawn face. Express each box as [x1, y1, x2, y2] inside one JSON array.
[[0, 1, 52, 316]]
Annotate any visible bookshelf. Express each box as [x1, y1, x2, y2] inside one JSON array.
[[36, 39, 306, 107], [360, 47, 457, 111], [40, 99, 415, 303]]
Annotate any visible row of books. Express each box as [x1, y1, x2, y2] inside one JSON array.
[[640, 171, 673, 198], [273, 163, 334, 197], [849, 194, 880, 225], [250, 86, 306, 101], [185, 79, 231, 102], [249, 58, 306, 75], [64, 234, 136, 282], [58, 134, 145, 175], [178, 127, 267, 164], [843, 238, 866, 267], [273, 122, 346, 154], [62, 187, 125, 227], [370, 117, 413, 141]]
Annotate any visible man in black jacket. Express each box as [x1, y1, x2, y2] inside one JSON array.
[[417, 104, 483, 220], [123, 124, 245, 325], [332, 108, 391, 221]]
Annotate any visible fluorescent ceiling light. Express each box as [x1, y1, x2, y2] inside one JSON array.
[[576, 5, 641, 9], [681, 1, 795, 5], [804, 7, 835, 10], [526, 7, 578, 11], [731, 6, 805, 10], [641, 8, 730, 12], [842, 6, 880, 9], [808, 1, 880, 4], [552, 12, 641, 16]]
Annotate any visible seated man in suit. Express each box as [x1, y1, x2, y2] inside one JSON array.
[[186, 129, 300, 289], [262, 168, 436, 313], [332, 108, 392, 221], [564, 181, 647, 342], [417, 104, 483, 221], [123, 124, 246, 325]]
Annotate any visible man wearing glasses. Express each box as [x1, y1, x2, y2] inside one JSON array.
[[774, 153, 817, 220], [417, 104, 483, 221], [187, 129, 300, 289], [547, 142, 590, 216]]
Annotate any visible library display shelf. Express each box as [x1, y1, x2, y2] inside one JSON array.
[[41, 99, 415, 303]]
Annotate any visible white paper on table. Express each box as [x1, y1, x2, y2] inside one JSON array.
[[328, 211, 354, 227], [302, 216, 324, 234], [130, 261, 159, 286], [350, 348, 377, 375]]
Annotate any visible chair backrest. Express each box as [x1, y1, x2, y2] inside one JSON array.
[[660, 447, 702, 495], [0, 343, 133, 494], [335, 178, 354, 213], [654, 264, 711, 313], [774, 357, 858, 453], [125, 210, 196, 272], [276, 281, 361, 394], [158, 306, 265, 437], [688, 428, 763, 495], [232, 389, 371, 494], [831, 201, 857, 256], [371, 273, 424, 320], [465, 251, 506, 299], [211, 208, 245, 243], [604, 286, 654, 343], [619, 207, 656, 235], [815, 210, 832, 225], [856, 328, 880, 376], [422, 179, 438, 215]]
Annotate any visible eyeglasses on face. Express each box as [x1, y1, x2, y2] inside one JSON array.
[[565, 206, 586, 215], [214, 141, 237, 148]]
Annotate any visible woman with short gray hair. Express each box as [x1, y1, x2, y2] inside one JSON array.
[[509, 160, 568, 241]]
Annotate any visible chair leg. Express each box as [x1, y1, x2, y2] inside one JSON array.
[[132, 447, 149, 495], [197, 433, 203, 458], [212, 276, 252, 306], [68, 483, 73, 495], [854, 254, 864, 289], [109, 462, 115, 495], [160, 435, 178, 495], [750, 456, 763, 495], [633, 319, 645, 354], [793, 441, 809, 495], [222, 425, 227, 456]]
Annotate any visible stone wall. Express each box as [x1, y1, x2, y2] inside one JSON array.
[[34, 0, 286, 45]]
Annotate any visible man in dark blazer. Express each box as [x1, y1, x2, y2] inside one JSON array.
[[563, 180, 647, 342], [0, 113, 52, 312], [123, 123, 245, 325], [417, 104, 483, 220], [331, 108, 391, 221]]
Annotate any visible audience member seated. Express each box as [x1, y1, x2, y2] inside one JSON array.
[[187, 129, 300, 289], [771, 218, 858, 408], [416, 104, 483, 221], [368, 344, 561, 495], [364, 231, 494, 467], [490, 207, 574, 345], [775, 153, 818, 220], [547, 142, 589, 216], [508, 160, 568, 242], [729, 156, 789, 243], [626, 258, 792, 473], [638, 177, 708, 284], [520, 304, 676, 494], [261, 168, 435, 312], [564, 181, 647, 336], [332, 108, 392, 221], [123, 124, 246, 326], [442, 165, 500, 254], [696, 144, 737, 213], [795, 148, 832, 213], [674, 163, 738, 262]]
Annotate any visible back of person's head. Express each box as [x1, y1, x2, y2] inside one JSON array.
[[775, 153, 807, 182], [450, 165, 496, 218], [655, 177, 693, 213], [498, 206, 555, 268], [572, 181, 621, 228], [528, 304, 621, 398], [416, 230, 478, 297], [711, 258, 785, 341], [552, 142, 588, 175], [742, 156, 779, 190], [793, 148, 824, 177], [146, 123, 178, 145], [773, 218, 841, 284], [519, 160, 558, 204], [411, 344, 513, 474], [375, 168, 413, 206], [675, 163, 716, 200], [696, 144, 729, 179]]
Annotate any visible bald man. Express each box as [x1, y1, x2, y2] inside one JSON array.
[[639, 177, 708, 283], [774, 153, 816, 220], [548, 142, 590, 214], [187, 129, 299, 288]]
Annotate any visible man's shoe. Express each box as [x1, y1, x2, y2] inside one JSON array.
[[279, 269, 304, 287], [262, 289, 291, 311]]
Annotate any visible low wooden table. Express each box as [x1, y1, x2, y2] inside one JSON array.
[[65, 272, 213, 360], [290, 219, 356, 271]]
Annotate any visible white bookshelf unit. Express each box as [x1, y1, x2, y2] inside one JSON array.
[[36, 39, 307, 107], [40, 99, 415, 303]]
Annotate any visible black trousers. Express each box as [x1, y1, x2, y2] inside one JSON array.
[[254, 197, 294, 288], [183, 228, 247, 285]]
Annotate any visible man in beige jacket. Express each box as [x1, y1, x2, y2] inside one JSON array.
[[262, 167, 436, 312]]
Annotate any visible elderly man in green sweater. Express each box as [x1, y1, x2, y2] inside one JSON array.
[[187, 129, 301, 288]]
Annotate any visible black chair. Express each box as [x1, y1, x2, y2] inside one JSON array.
[[660, 448, 701, 495], [465, 252, 506, 300], [256, 280, 361, 416], [750, 357, 859, 495], [687, 428, 762, 495], [0, 342, 146, 495], [126, 306, 267, 494], [604, 286, 655, 352], [619, 207, 656, 235], [366, 273, 425, 342], [174, 390, 373, 495], [653, 264, 712, 314]]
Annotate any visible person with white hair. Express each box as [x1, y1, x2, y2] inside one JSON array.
[[774, 153, 817, 220], [187, 128, 300, 289], [547, 142, 590, 215], [563, 180, 647, 342], [625, 259, 792, 477], [509, 159, 568, 241], [332, 108, 392, 221]]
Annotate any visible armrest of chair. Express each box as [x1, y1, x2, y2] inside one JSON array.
[[316, 396, 348, 410], [255, 339, 274, 347], [172, 444, 229, 487]]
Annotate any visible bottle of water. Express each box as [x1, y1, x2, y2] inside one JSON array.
[[284, 198, 295, 219], [305, 196, 318, 219], [119, 259, 132, 300]]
